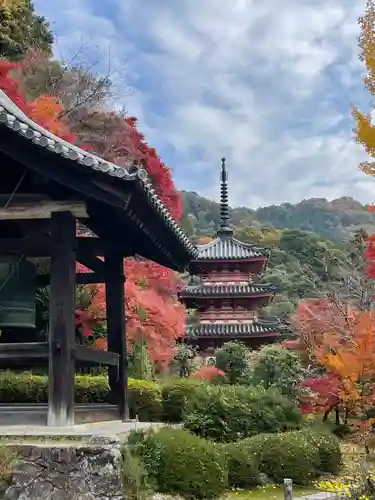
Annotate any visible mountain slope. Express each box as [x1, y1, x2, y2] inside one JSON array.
[[180, 191, 374, 242]]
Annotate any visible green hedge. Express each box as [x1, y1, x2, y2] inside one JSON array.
[[161, 378, 207, 423], [128, 427, 340, 496], [223, 441, 260, 488], [184, 384, 302, 442], [128, 427, 228, 500], [0, 371, 162, 422], [298, 429, 342, 474], [238, 429, 342, 485]]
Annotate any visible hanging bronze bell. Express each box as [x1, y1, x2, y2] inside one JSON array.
[[0, 257, 36, 328]]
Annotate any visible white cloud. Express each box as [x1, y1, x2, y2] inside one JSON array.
[[34, 0, 375, 208]]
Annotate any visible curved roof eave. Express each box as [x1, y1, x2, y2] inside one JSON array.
[[0, 90, 198, 265]]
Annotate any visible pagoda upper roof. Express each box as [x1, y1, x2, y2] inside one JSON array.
[[195, 234, 269, 261], [187, 321, 280, 339], [180, 282, 276, 298]]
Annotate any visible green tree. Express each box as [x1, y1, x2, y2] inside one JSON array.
[[172, 344, 196, 377], [215, 341, 251, 384], [252, 344, 305, 399], [0, 0, 53, 60], [128, 342, 154, 381]]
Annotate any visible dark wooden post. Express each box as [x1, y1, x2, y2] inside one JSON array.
[[47, 211, 77, 426], [105, 250, 128, 421]]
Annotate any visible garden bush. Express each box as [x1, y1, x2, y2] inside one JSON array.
[[161, 378, 206, 422], [128, 427, 228, 500], [0, 371, 162, 421], [298, 429, 342, 474], [223, 441, 260, 488], [241, 431, 320, 485], [184, 384, 301, 442]]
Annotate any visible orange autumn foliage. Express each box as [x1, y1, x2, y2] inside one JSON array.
[[314, 311, 375, 411], [28, 95, 77, 142]]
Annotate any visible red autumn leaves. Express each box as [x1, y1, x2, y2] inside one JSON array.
[[0, 57, 186, 366]]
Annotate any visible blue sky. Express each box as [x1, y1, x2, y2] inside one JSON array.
[[33, 0, 375, 208]]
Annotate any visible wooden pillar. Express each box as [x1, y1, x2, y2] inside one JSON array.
[[105, 250, 128, 421], [47, 212, 77, 426]]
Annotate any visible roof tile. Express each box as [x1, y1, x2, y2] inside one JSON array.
[[187, 322, 280, 338], [196, 236, 268, 260], [180, 282, 276, 297]]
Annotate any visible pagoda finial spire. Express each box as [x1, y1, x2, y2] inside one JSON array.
[[217, 157, 233, 237]]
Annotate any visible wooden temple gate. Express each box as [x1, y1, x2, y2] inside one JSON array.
[[0, 90, 197, 426]]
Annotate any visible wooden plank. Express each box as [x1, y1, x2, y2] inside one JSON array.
[[74, 345, 119, 367], [0, 199, 88, 220], [0, 236, 133, 258], [47, 211, 77, 427], [0, 342, 49, 359], [105, 251, 128, 421]]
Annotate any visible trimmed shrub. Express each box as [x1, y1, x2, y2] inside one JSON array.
[[223, 441, 260, 488], [241, 431, 320, 485], [299, 429, 342, 474], [0, 371, 162, 421], [0, 371, 48, 403], [129, 427, 228, 500], [161, 378, 206, 423], [184, 384, 301, 442], [128, 379, 162, 422]]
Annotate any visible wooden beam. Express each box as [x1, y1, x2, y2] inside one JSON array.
[[105, 250, 128, 421], [36, 272, 105, 287], [77, 250, 105, 274], [0, 342, 49, 359], [74, 345, 119, 367], [47, 211, 77, 427], [0, 236, 133, 258], [0, 236, 51, 256], [0, 199, 88, 220]]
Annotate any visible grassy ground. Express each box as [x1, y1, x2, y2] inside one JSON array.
[[226, 485, 319, 500]]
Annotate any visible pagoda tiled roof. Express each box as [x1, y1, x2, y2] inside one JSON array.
[[180, 282, 276, 298], [196, 235, 268, 260], [187, 321, 280, 338]]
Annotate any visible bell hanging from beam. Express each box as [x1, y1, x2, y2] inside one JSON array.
[[0, 257, 36, 328]]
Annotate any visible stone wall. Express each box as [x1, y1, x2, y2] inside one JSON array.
[[2, 436, 124, 500]]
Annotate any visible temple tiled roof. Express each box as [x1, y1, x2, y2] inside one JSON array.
[[180, 282, 276, 298], [0, 90, 198, 262], [196, 236, 268, 260], [187, 322, 280, 338]]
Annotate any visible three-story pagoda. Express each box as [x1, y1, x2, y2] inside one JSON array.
[[178, 158, 280, 358]]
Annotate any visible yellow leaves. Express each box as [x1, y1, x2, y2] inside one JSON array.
[[0, 0, 27, 20], [353, 1, 375, 175], [358, 1, 375, 94]]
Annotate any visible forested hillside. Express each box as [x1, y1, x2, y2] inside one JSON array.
[[180, 191, 374, 242], [180, 191, 369, 323]]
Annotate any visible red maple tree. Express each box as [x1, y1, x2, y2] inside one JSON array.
[[0, 58, 187, 366], [191, 366, 226, 381], [300, 374, 341, 421]]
